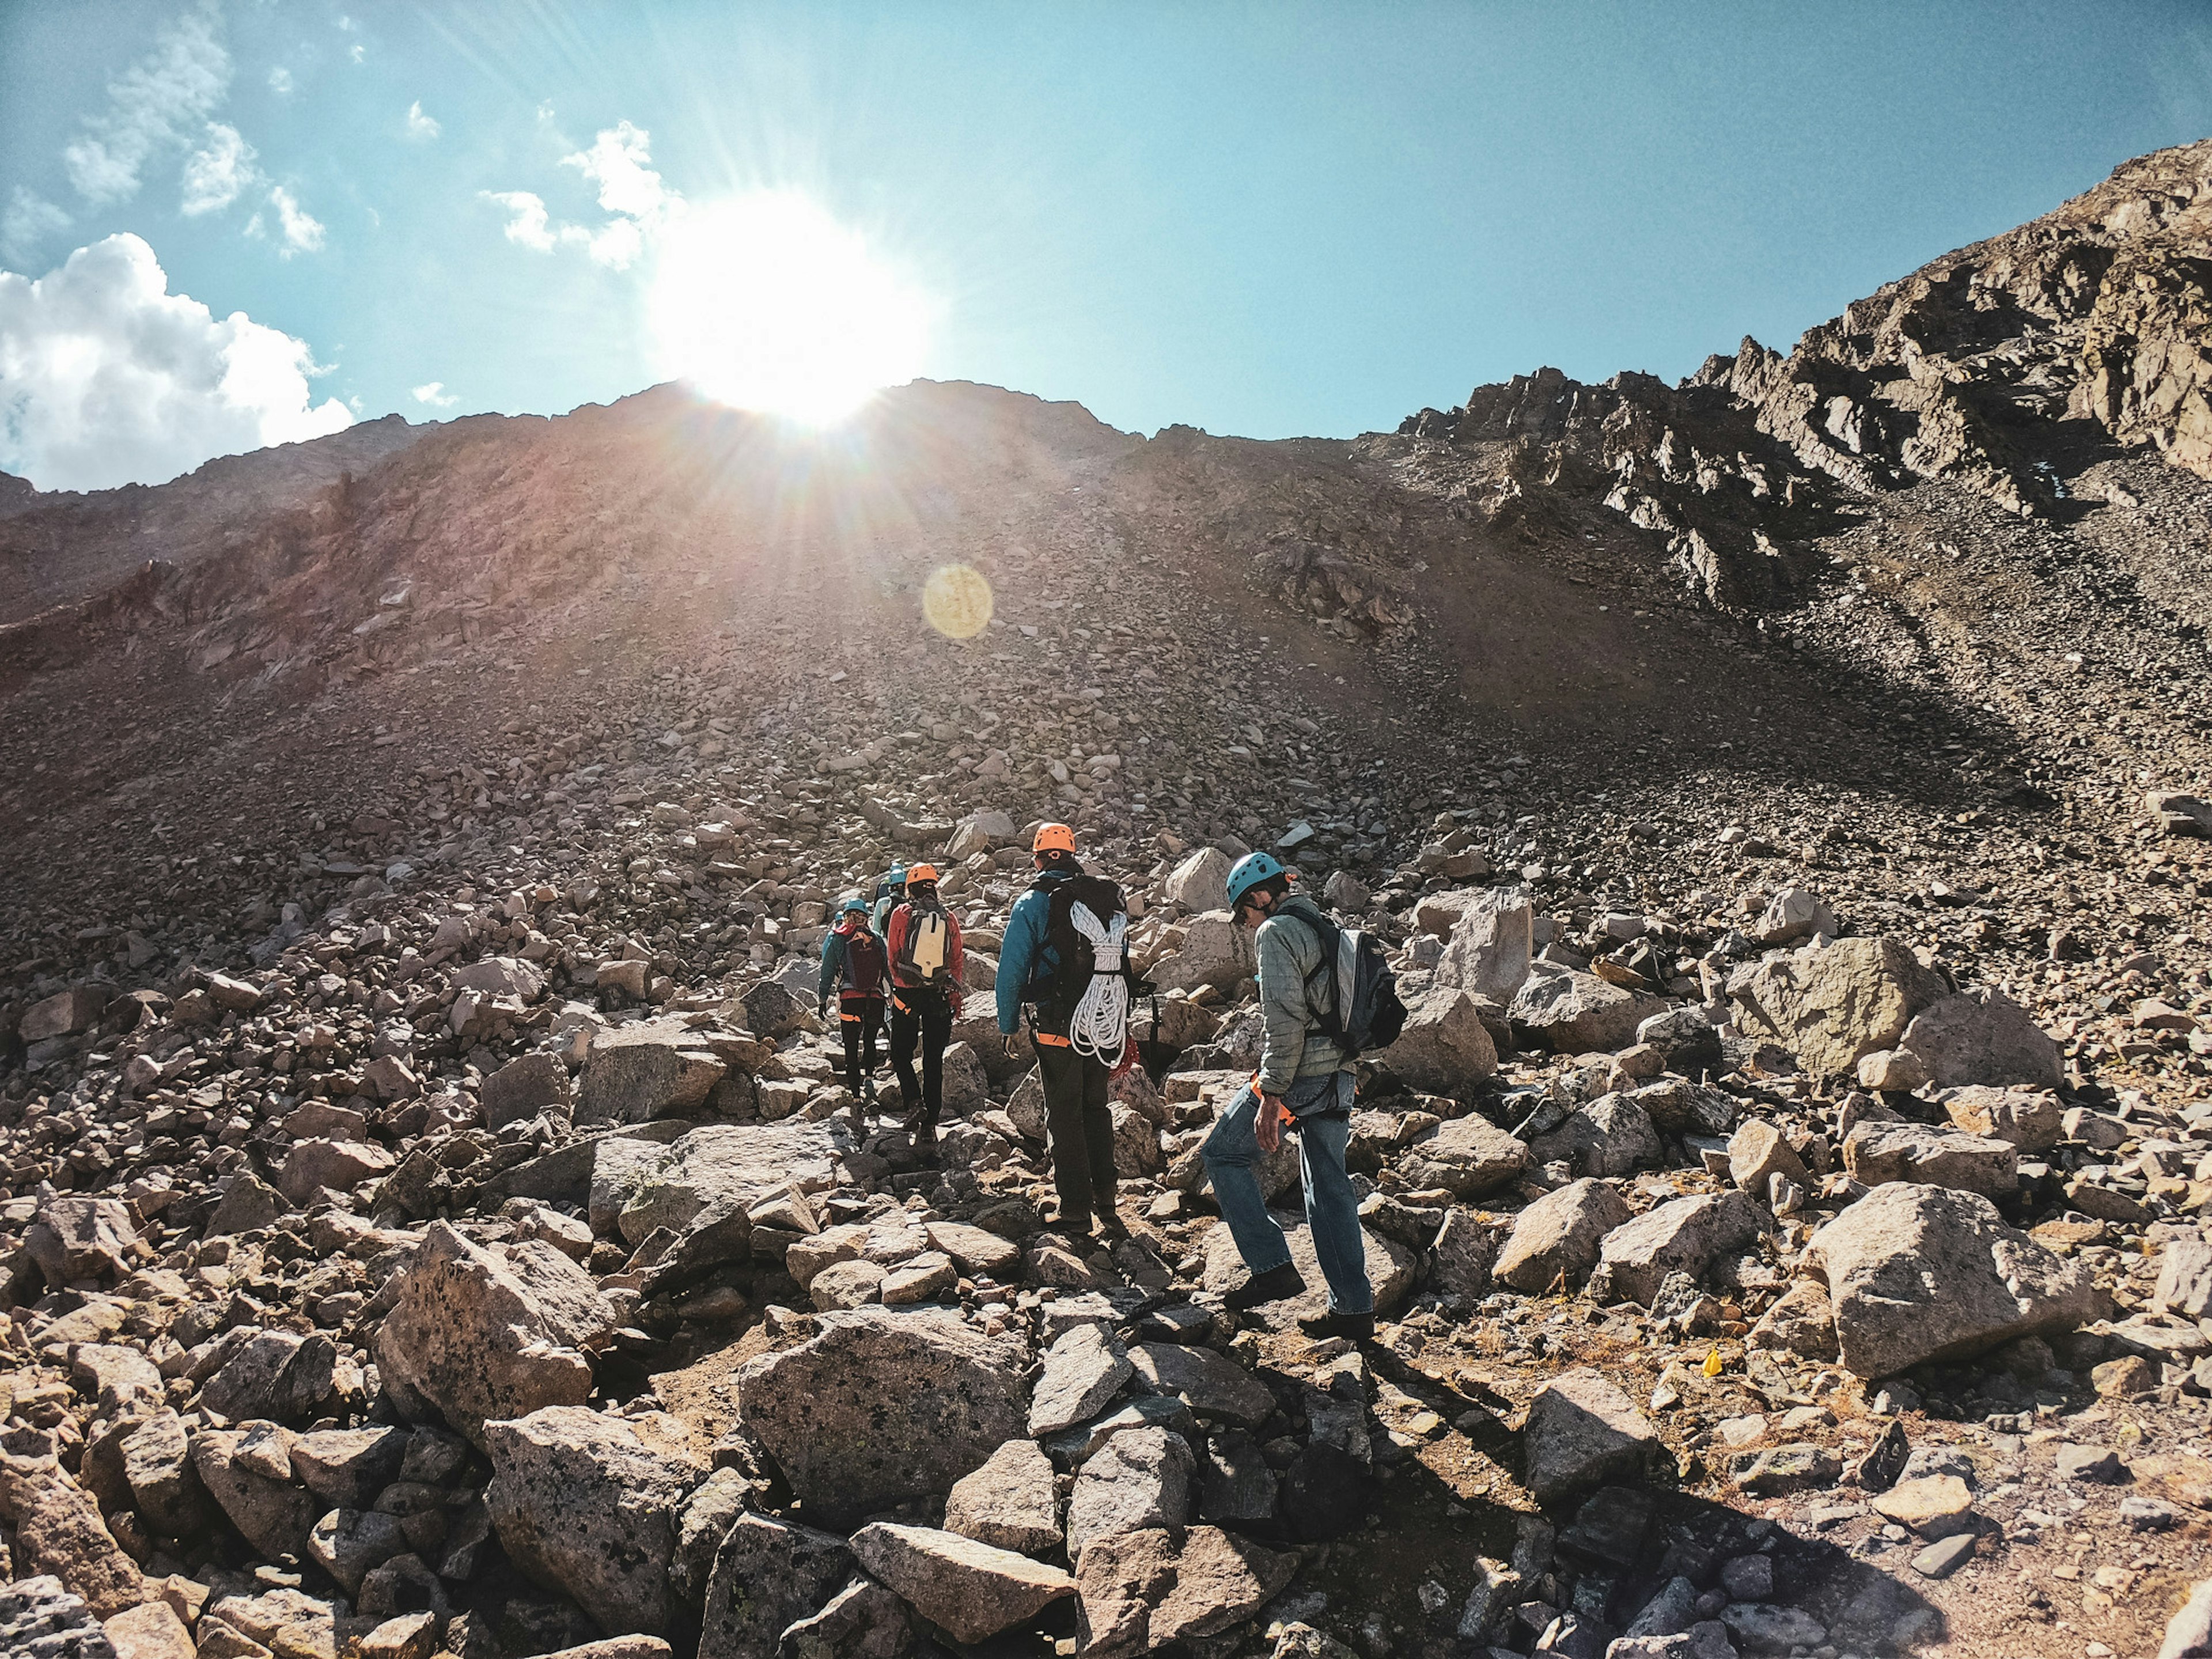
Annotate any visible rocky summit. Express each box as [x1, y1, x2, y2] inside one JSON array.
[[2, 142, 2212, 1659]]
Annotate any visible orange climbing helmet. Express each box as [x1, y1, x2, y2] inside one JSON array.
[[1032, 822, 1077, 855], [906, 862, 940, 884]]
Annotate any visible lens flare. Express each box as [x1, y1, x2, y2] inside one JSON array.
[[647, 191, 931, 425], [923, 565, 993, 639]]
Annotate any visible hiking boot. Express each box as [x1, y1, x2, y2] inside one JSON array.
[[1097, 1212, 1130, 1240], [1296, 1308, 1376, 1342], [1223, 1262, 1306, 1311]]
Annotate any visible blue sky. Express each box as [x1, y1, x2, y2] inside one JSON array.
[[2, 0, 2209, 490]]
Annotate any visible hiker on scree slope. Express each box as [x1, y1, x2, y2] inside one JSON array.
[[997, 822, 1135, 1238], [870, 865, 907, 939], [1201, 851, 1376, 1340], [818, 892, 889, 1124], [884, 863, 963, 1158]]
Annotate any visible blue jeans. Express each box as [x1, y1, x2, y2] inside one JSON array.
[[1201, 1071, 1372, 1315]]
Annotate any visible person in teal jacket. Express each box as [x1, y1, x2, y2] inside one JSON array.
[[869, 866, 907, 938]]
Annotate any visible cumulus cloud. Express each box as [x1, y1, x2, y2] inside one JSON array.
[[483, 190, 556, 252], [180, 123, 257, 215], [268, 65, 294, 95], [411, 381, 457, 408], [0, 233, 351, 491], [62, 6, 232, 206], [406, 101, 441, 141], [267, 186, 326, 256], [2, 190, 71, 262], [486, 120, 677, 272]]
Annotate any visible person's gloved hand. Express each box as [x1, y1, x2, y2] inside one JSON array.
[[819, 998, 831, 1020]]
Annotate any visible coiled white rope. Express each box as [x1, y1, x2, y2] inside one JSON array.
[[1067, 901, 1130, 1062]]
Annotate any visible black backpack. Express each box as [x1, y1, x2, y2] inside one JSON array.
[[1029, 872, 1144, 1025], [1277, 907, 1407, 1058]]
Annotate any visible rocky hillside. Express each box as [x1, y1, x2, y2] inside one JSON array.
[[2, 143, 2211, 1659]]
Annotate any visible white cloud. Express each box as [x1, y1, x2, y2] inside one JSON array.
[[562, 120, 669, 221], [411, 381, 457, 408], [0, 233, 351, 491], [487, 121, 680, 272], [483, 190, 556, 252], [268, 65, 293, 95], [2, 189, 71, 262], [405, 100, 441, 140], [267, 185, 325, 256], [62, 6, 231, 206], [180, 123, 257, 215]]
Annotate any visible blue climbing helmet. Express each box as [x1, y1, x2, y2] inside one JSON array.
[[840, 891, 869, 915], [1225, 851, 1287, 910]]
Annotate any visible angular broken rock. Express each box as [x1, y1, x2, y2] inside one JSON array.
[[1728, 1121, 1808, 1197], [484, 1406, 709, 1637], [1727, 935, 1948, 1078], [1596, 1190, 1768, 1306], [275, 1138, 397, 1205], [25, 1196, 138, 1286], [2156, 1233, 2212, 1321], [204, 1173, 289, 1237], [483, 1052, 573, 1130], [1198, 1212, 1415, 1323], [1842, 1122, 2017, 1198], [1396, 1114, 1528, 1198], [1372, 987, 1498, 1092], [577, 1019, 728, 1124], [1076, 1526, 1297, 1659], [1510, 969, 1655, 1052], [1493, 1178, 1631, 1293], [373, 1221, 615, 1447], [611, 1120, 847, 1250], [307, 1508, 408, 1595], [945, 1438, 1062, 1554], [120, 1411, 213, 1535], [191, 1429, 321, 1562], [733, 1306, 1028, 1527], [850, 1522, 1075, 1644], [1067, 1426, 1196, 1561], [0, 1456, 146, 1616], [1029, 1324, 1133, 1437], [1531, 1093, 1660, 1179], [1126, 1342, 1274, 1428], [1897, 988, 2063, 1090], [1521, 1369, 1658, 1502], [1747, 1281, 1839, 1360], [775, 1577, 909, 1659], [698, 1513, 852, 1659], [199, 1330, 338, 1425], [1941, 1085, 2064, 1153], [289, 1426, 409, 1512], [1434, 890, 1533, 1003], [1807, 1182, 2106, 1376]]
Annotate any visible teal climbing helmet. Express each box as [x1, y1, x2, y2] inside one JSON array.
[[1225, 851, 1287, 909], [840, 891, 868, 914]]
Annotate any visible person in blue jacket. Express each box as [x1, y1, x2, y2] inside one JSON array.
[[998, 822, 1125, 1237]]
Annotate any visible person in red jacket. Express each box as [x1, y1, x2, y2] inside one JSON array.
[[884, 863, 964, 1158], [818, 892, 889, 1124]]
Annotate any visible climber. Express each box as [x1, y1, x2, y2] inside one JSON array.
[[818, 892, 890, 1123], [870, 864, 908, 938], [998, 822, 1133, 1238], [884, 863, 964, 1158], [1201, 850, 1375, 1340]]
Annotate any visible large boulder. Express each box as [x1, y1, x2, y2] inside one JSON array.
[[577, 1020, 728, 1124], [1493, 1179, 1632, 1293], [483, 1406, 710, 1637], [1164, 848, 1233, 914], [1372, 988, 1498, 1093], [605, 1121, 849, 1284], [191, 1429, 321, 1561], [1727, 936, 1949, 1078], [484, 1052, 573, 1130], [373, 1221, 616, 1447], [1596, 1191, 1769, 1306], [1806, 1183, 2107, 1377], [945, 1438, 1062, 1554], [1075, 1527, 1297, 1659], [1434, 890, 1534, 1003], [850, 1523, 1074, 1644], [1510, 970, 1656, 1053], [1030, 1324, 1133, 1437], [1941, 1086, 2065, 1153], [698, 1513, 853, 1659], [1396, 1115, 1529, 1198], [1066, 1427, 1195, 1561], [276, 1138, 396, 1205], [1529, 1094, 1661, 1178], [733, 1307, 1028, 1527], [1841, 1123, 2018, 1198], [1897, 989, 2064, 1089], [199, 1330, 338, 1425], [1520, 1369, 1658, 1502], [0, 1456, 145, 1616], [1148, 912, 1256, 993], [24, 1196, 138, 1286]]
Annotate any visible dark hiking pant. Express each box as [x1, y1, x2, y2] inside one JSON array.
[[839, 998, 884, 1097], [890, 990, 955, 1130], [1036, 1037, 1117, 1226]]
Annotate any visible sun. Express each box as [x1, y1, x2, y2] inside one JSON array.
[[646, 192, 931, 425]]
